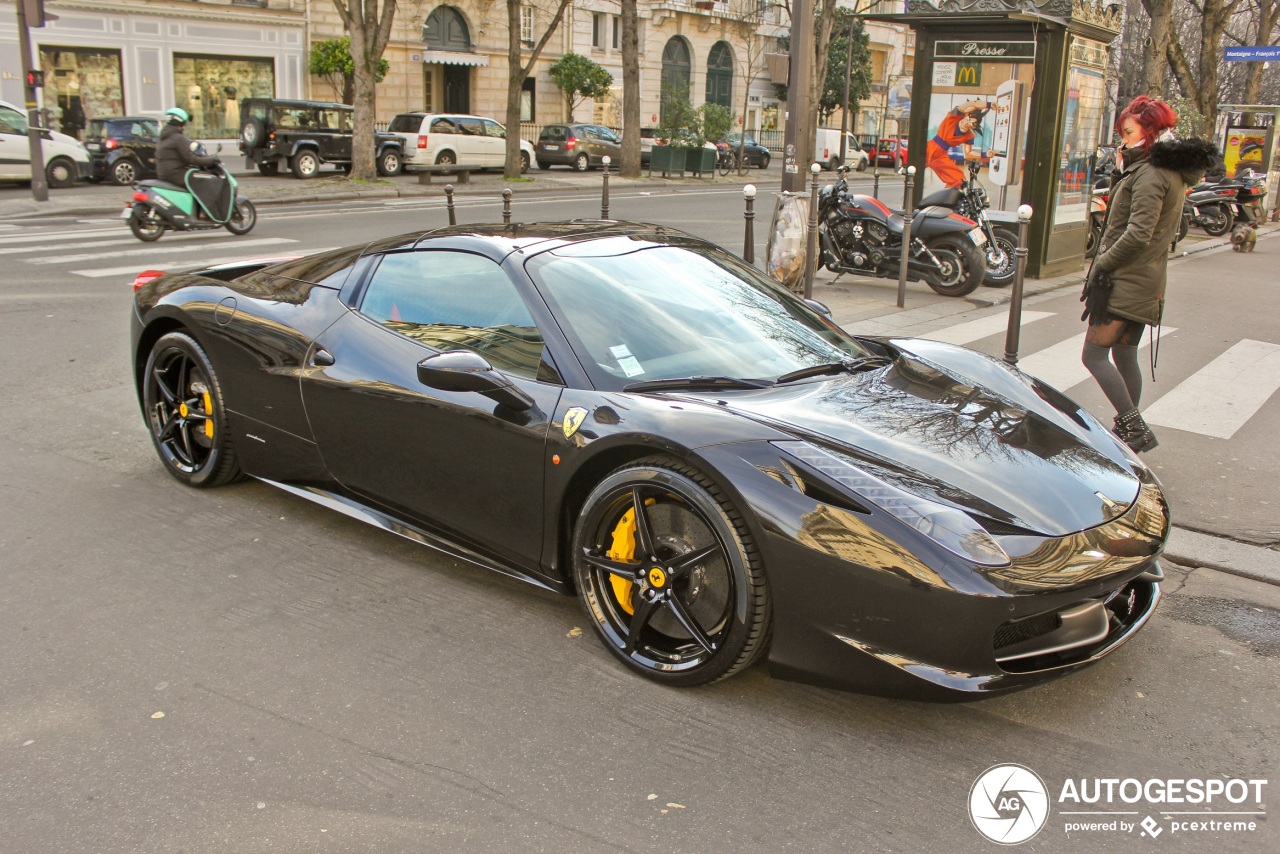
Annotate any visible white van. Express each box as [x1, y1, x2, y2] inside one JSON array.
[[386, 112, 536, 173], [815, 128, 869, 172], [0, 100, 91, 187]]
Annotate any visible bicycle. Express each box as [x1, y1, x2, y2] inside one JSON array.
[[716, 146, 739, 177]]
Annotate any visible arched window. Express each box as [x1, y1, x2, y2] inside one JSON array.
[[706, 42, 733, 108], [660, 37, 692, 124], [423, 6, 471, 51]]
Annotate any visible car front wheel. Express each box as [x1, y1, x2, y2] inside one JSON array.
[[142, 331, 242, 488], [574, 152, 590, 172], [520, 151, 530, 174], [110, 159, 139, 186], [572, 456, 771, 687], [377, 149, 402, 176], [760, 153, 770, 169], [46, 157, 77, 189]]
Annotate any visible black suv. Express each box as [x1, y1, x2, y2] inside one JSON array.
[[85, 116, 160, 185], [238, 98, 404, 179]]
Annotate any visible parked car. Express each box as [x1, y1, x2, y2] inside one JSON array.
[[238, 98, 404, 179], [386, 112, 535, 173], [536, 123, 621, 171], [131, 221, 1169, 700], [84, 116, 159, 185], [0, 99, 90, 188], [717, 132, 772, 169], [815, 128, 868, 171], [875, 138, 909, 169]]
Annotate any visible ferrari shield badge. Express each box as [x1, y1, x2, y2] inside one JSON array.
[[563, 407, 588, 439]]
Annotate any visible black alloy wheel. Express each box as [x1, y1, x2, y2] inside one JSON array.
[[572, 457, 771, 687], [142, 332, 242, 488], [1199, 203, 1233, 236], [925, 235, 986, 297], [574, 152, 591, 172], [128, 204, 165, 242], [982, 226, 1018, 288], [110, 159, 139, 186], [290, 150, 320, 179]]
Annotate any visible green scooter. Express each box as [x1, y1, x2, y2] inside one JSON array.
[[124, 151, 256, 242]]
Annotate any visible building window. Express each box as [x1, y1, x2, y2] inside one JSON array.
[[612, 15, 620, 50], [37, 46, 124, 139], [521, 6, 535, 45], [521, 77, 536, 122], [173, 53, 274, 139], [423, 6, 472, 52], [592, 13, 605, 49]]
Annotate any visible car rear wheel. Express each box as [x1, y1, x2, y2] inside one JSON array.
[[46, 157, 77, 189], [925, 235, 986, 297], [257, 161, 280, 176], [224, 198, 256, 235], [519, 151, 530, 174], [536, 159, 550, 170], [110, 159, 139, 186], [435, 150, 457, 175], [377, 149, 402, 176], [574, 152, 590, 172], [572, 456, 771, 687], [142, 332, 242, 488], [290, 150, 320, 179]]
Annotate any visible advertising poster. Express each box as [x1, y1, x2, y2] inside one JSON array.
[[921, 42, 1035, 212], [1224, 128, 1268, 177]]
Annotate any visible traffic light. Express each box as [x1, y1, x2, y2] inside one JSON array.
[[26, 69, 45, 88]]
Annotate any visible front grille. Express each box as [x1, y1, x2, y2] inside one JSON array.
[[994, 611, 1060, 651]]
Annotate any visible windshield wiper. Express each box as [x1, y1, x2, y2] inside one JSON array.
[[623, 375, 772, 393], [774, 357, 890, 385]]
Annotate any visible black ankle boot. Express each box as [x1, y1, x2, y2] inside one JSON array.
[[1115, 408, 1159, 452]]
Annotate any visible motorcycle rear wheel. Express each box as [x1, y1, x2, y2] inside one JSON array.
[[129, 206, 165, 242], [1199, 203, 1233, 237], [925, 235, 985, 297]]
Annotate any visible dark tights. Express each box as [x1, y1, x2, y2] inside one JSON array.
[[1082, 318, 1146, 414]]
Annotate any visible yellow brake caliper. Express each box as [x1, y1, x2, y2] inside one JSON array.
[[201, 390, 214, 439], [606, 498, 655, 616]]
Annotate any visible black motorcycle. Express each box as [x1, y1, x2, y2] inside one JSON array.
[[1185, 178, 1241, 236], [818, 166, 988, 297], [918, 161, 1019, 288]]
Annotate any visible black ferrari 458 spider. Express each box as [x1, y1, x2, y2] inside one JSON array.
[[131, 222, 1169, 700]]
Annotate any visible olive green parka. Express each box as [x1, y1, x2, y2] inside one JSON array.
[[1095, 138, 1219, 325]]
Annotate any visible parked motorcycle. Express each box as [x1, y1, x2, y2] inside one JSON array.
[[818, 165, 988, 297], [1231, 168, 1268, 224], [1185, 179, 1240, 236], [918, 160, 1018, 288], [123, 149, 255, 242]]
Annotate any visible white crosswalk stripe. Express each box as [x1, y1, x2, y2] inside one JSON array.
[[1143, 339, 1280, 439], [924, 310, 1054, 345], [29, 237, 296, 266], [0, 229, 254, 255]]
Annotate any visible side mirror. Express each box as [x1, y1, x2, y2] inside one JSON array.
[[804, 299, 833, 320], [416, 350, 534, 411]]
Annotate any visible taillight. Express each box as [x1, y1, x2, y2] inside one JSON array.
[[132, 270, 166, 291], [417, 134, 428, 149], [566, 136, 577, 150], [132, 191, 148, 202], [104, 138, 118, 150]]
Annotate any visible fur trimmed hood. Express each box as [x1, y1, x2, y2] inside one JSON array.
[[1149, 137, 1221, 184]]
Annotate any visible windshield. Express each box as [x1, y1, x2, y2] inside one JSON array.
[[526, 239, 869, 391]]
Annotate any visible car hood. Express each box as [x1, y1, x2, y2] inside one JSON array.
[[702, 341, 1140, 537]]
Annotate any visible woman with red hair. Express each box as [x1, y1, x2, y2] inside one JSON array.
[[1080, 96, 1218, 452]]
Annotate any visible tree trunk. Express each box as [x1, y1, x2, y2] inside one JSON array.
[[505, 0, 573, 180], [1241, 0, 1279, 122], [620, 0, 641, 177], [797, 2, 839, 177], [334, 0, 397, 182], [1142, 0, 1174, 95]]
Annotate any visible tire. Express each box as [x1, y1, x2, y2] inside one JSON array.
[[573, 152, 591, 172], [519, 151, 531, 174], [760, 153, 770, 170], [110, 158, 139, 186], [377, 149, 402, 177], [856, 157, 867, 172], [572, 456, 771, 687], [924, 235, 986, 297], [981, 226, 1018, 288], [435, 150, 457, 175], [240, 118, 266, 150], [718, 154, 733, 177], [224, 198, 256, 235], [1199, 203, 1233, 236], [257, 160, 280, 177], [141, 331, 242, 488], [1085, 214, 1103, 259], [828, 156, 841, 172], [129, 204, 165, 242], [46, 157, 77, 189], [537, 159, 550, 171], [289, 150, 320, 179]]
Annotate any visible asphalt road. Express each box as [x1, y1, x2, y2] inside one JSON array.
[[1, 187, 1278, 852]]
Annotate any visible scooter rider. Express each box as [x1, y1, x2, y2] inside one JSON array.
[[156, 107, 219, 185]]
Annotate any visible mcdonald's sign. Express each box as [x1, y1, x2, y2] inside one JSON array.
[[956, 62, 982, 87]]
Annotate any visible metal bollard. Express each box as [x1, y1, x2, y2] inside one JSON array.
[[1003, 205, 1035, 365], [502, 188, 512, 224], [444, 184, 456, 226], [743, 184, 756, 265], [872, 165, 881, 200], [896, 166, 916, 309], [601, 155, 611, 219], [804, 163, 822, 299]]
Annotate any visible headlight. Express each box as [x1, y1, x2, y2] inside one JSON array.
[[773, 441, 1011, 566]]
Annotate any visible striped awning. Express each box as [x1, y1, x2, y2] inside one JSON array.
[[421, 50, 488, 67]]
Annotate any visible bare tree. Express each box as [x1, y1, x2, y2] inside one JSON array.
[[331, 0, 397, 181], [505, 0, 573, 180], [620, 0, 642, 177], [1143, 0, 1175, 94]]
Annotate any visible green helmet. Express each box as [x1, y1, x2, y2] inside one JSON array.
[[165, 107, 191, 124]]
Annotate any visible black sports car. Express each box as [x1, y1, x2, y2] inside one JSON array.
[[131, 222, 1168, 700]]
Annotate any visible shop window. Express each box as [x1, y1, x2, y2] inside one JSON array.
[[173, 54, 274, 139], [38, 46, 124, 140]]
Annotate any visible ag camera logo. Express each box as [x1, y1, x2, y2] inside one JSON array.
[[970, 764, 1050, 844]]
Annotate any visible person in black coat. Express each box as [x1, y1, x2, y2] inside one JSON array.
[[155, 107, 219, 185]]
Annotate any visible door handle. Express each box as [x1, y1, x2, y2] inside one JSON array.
[[311, 348, 335, 367]]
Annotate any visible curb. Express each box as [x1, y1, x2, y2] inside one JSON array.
[[1165, 526, 1280, 587]]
